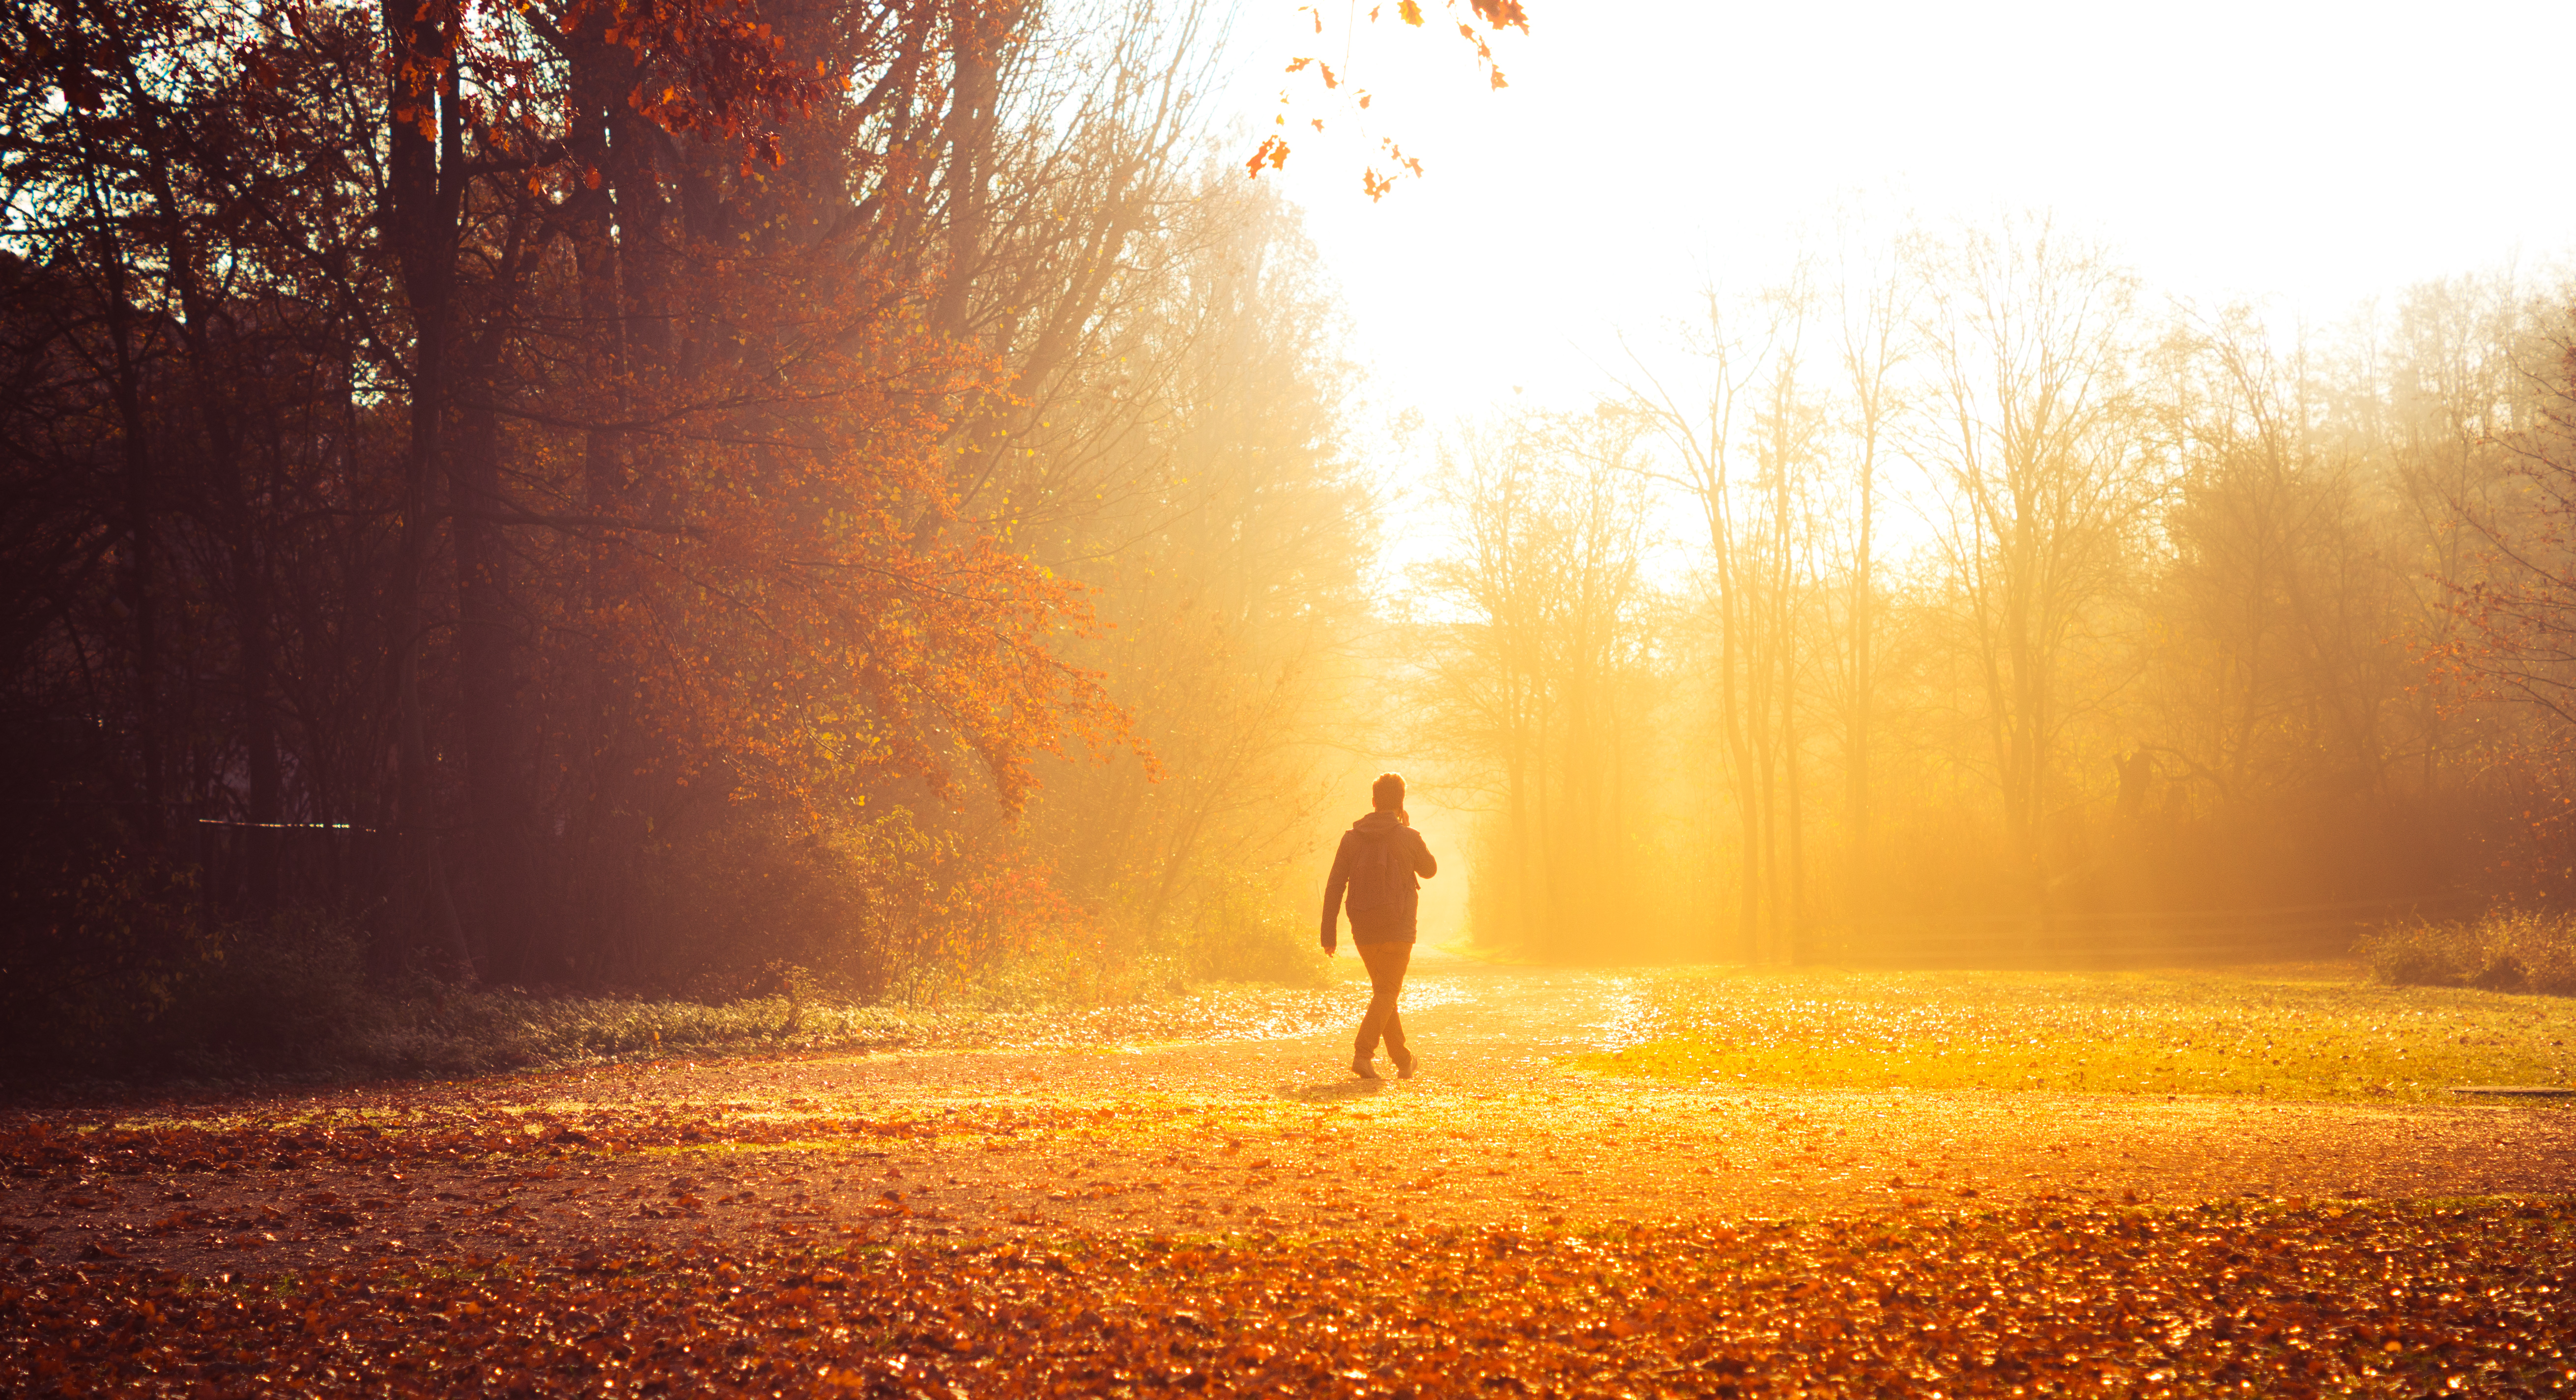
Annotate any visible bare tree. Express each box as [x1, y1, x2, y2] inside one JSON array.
[[1619, 276, 1824, 960], [2351, 274, 2547, 781], [1910, 217, 2156, 905], [1414, 410, 1653, 958], [2463, 405, 2576, 723], [2149, 305, 2405, 803], [1813, 227, 1916, 921]]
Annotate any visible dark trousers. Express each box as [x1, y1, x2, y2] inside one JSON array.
[[1354, 940, 1412, 1059]]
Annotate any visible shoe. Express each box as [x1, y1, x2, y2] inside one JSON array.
[[1352, 1054, 1381, 1080], [1392, 1047, 1417, 1079]]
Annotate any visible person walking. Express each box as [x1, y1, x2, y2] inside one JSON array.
[[1321, 772, 1438, 1079]]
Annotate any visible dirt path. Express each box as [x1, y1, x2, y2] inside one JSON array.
[[8, 954, 2574, 1279]]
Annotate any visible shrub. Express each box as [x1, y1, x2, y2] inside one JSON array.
[[2363, 909, 2576, 994], [1, 833, 1318, 1086], [2360, 922, 2477, 988], [2477, 908, 2576, 994], [156, 912, 371, 1074], [2, 902, 382, 1080], [1178, 874, 1329, 989], [343, 987, 938, 1077], [0, 827, 216, 1072], [619, 806, 1112, 1005]]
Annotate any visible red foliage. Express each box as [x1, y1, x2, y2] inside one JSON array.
[[1261, 0, 1527, 199]]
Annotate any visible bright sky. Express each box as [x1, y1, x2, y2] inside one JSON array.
[[1222, 0, 2576, 944], [1240, 0, 2576, 425]]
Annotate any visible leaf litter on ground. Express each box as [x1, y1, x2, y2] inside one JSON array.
[[8, 962, 2576, 1395], [7, 1197, 2574, 1398]]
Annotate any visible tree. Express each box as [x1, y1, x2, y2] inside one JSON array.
[[1820, 232, 1913, 914], [2149, 306, 2404, 803], [1015, 171, 1374, 954], [0, 0, 1186, 999], [2458, 313, 2576, 727], [1621, 279, 1823, 960], [1910, 217, 2155, 906], [1416, 409, 1653, 959]]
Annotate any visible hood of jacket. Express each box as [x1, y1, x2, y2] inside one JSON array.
[[1351, 810, 1407, 838]]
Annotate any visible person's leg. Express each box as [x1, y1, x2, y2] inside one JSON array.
[[1355, 941, 1410, 1074], [1376, 942, 1412, 1065], [1350, 946, 1379, 1074], [1352, 944, 1387, 1062]]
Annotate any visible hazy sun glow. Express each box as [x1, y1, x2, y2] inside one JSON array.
[[1248, 0, 2576, 424]]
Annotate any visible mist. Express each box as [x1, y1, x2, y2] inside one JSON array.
[[1402, 221, 2576, 965]]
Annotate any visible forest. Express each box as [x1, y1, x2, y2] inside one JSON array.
[[4, 0, 2576, 1079], [1417, 229, 2576, 970], [0, 0, 1400, 1072]]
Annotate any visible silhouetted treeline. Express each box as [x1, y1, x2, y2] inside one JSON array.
[[0, 0, 1366, 1069], [1414, 222, 2576, 964]]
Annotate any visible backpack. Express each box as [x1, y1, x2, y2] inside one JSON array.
[[1345, 831, 1412, 912]]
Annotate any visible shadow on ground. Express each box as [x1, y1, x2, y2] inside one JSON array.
[[1277, 1079, 1384, 1103]]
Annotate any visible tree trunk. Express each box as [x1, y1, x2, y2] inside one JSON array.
[[453, 402, 533, 975], [382, 0, 474, 978]]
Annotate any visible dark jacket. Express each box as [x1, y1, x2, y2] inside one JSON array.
[[1321, 810, 1438, 947]]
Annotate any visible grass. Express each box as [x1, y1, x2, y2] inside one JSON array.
[[1573, 962, 2576, 1102], [240, 979, 1369, 1083], [347, 990, 952, 1077]]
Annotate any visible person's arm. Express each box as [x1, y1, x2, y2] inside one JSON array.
[[1410, 829, 1437, 879], [1320, 835, 1353, 953]]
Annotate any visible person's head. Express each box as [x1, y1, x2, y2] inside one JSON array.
[[1371, 772, 1406, 813]]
